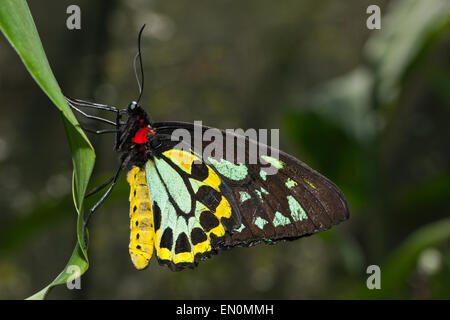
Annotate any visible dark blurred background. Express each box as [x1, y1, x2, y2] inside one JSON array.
[[0, 0, 449, 299]]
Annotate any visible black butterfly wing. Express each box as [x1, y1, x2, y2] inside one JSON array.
[[151, 121, 349, 251], [219, 147, 349, 247]]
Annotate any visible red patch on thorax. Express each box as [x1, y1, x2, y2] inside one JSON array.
[[132, 127, 150, 144]]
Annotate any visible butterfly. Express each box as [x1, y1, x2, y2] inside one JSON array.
[[65, 26, 349, 272]]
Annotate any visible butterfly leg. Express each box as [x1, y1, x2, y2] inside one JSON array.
[[85, 176, 115, 198], [83, 163, 123, 248], [80, 126, 119, 135], [66, 99, 117, 126], [65, 96, 119, 113]]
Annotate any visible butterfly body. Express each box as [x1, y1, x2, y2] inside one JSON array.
[[127, 166, 154, 270], [116, 102, 155, 169]]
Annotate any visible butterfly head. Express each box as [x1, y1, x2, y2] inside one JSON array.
[[128, 101, 139, 113], [125, 100, 152, 123]]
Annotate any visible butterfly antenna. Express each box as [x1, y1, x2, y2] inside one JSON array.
[[134, 24, 146, 104]]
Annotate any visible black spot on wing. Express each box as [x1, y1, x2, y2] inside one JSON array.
[[191, 227, 207, 245], [160, 228, 173, 250], [199, 211, 220, 232], [153, 203, 161, 231], [175, 232, 191, 254], [191, 162, 209, 181], [196, 185, 221, 211]]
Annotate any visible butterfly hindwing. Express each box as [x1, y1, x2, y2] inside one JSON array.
[[143, 148, 241, 271]]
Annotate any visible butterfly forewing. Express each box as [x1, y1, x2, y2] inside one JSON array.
[[221, 150, 349, 247]]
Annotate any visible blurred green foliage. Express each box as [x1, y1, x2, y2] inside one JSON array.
[[285, 0, 450, 299], [0, 0, 449, 299]]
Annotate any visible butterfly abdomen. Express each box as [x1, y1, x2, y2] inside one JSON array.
[[127, 166, 155, 270]]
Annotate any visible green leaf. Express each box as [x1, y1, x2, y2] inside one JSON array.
[[0, 0, 95, 299], [26, 244, 89, 300]]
